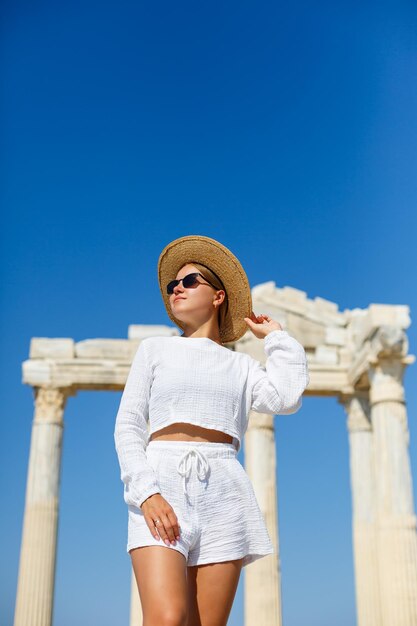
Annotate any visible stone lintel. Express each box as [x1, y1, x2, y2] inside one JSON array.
[[305, 368, 353, 395], [21, 355, 352, 395], [22, 358, 140, 390]]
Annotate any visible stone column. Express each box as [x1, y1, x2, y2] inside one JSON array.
[[368, 328, 417, 626], [342, 394, 382, 626], [130, 567, 142, 626], [14, 386, 73, 626], [244, 412, 281, 626], [129, 420, 154, 626]]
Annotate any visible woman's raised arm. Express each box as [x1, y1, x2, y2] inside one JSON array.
[[246, 329, 309, 415]]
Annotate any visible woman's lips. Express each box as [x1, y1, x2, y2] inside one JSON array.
[[174, 296, 185, 302]]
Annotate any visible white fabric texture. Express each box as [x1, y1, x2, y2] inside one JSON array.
[[114, 329, 309, 509], [126, 439, 275, 567]]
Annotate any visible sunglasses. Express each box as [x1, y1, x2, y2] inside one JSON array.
[[166, 272, 219, 295]]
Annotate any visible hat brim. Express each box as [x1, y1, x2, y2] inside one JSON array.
[[157, 235, 253, 343]]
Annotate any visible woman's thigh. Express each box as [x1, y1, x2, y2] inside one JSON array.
[[186, 558, 244, 626], [130, 545, 188, 624]]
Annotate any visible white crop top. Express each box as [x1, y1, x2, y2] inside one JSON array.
[[114, 329, 309, 509]]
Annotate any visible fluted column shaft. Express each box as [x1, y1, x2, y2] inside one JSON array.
[[14, 386, 71, 626], [130, 567, 142, 626], [343, 394, 382, 626], [369, 358, 417, 626], [244, 412, 281, 626], [129, 422, 154, 626]]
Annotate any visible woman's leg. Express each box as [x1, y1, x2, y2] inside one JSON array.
[[186, 558, 244, 626], [130, 545, 188, 626]]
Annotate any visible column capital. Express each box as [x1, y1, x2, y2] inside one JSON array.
[[368, 361, 406, 405], [348, 323, 415, 388], [368, 325, 409, 361], [365, 326, 415, 408], [340, 394, 372, 433], [33, 386, 76, 425], [367, 357, 410, 447]]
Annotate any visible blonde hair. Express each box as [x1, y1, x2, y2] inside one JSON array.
[[185, 262, 228, 334]]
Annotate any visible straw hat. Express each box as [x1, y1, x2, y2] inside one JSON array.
[[157, 235, 253, 344]]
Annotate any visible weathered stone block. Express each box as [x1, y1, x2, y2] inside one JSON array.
[[315, 345, 339, 365], [29, 338, 75, 359], [286, 313, 326, 348], [325, 327, 347, 346], [128, 324, 178, 339]]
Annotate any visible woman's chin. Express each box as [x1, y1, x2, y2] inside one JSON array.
[[171, 310, 186, 322]]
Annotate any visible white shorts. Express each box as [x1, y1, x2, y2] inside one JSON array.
[[126, 439, 274, 567]]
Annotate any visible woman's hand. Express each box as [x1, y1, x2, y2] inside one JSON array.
[[141, 493, 181, 546], [244, 312, 283, 339]]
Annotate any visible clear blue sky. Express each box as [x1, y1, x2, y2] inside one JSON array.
[[2, 1, 417, 624]]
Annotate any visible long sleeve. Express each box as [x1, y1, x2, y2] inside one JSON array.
[[247, 329, 309, 415], [114, 339, 161, 509]]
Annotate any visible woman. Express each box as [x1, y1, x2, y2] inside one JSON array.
[[114, 234, 309, 626]]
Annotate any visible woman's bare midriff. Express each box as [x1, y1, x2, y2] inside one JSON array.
[[149, 422, 234, 444]]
